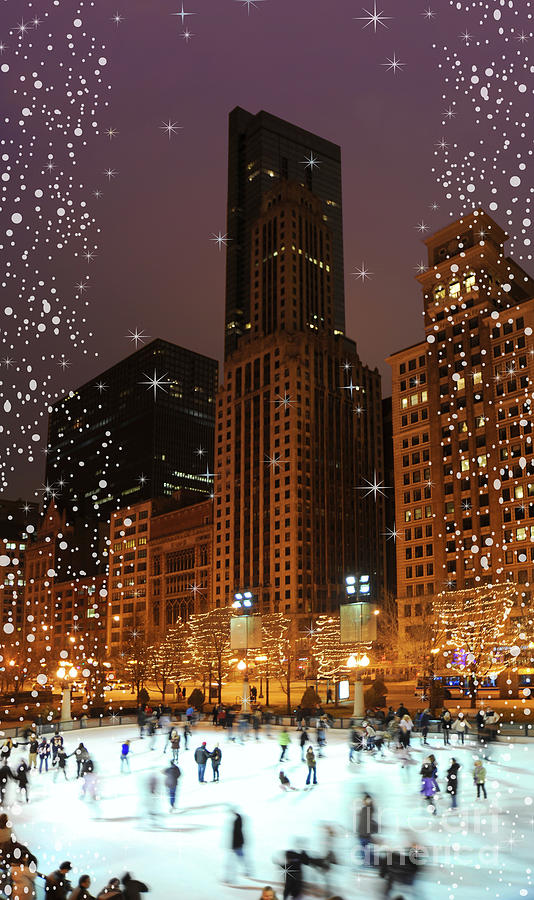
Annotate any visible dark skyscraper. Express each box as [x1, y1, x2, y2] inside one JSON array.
[[217, 116, 386, 630], [45, 339, 218, 521], [224, 106, 346, 357]]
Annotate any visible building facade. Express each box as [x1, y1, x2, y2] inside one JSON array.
[[0, 498, 39, 635], [389, 210, 534, 653], [106, 493, 213, 654], [45, 339, 218, 524], [23, 501, 107, 664], [225, 107, 346, 357], [216, 176, 385, 627]]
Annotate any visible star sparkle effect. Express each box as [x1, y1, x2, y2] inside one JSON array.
[[382, 53, 405, 74], [273, 392, 295, 410], [301, 153, 320, 170], [236, 0, 266, 13], [352, 262, 373, 282], [211, 232, 231, 251], [171, 4, 196, 23], [160, 120, 183, 139], [126, 329, 150, 347], [140, 370, 171, 401], [357, 471, 389, 500], [354, 2, 392, 31]]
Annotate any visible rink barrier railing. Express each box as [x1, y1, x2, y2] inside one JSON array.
[[2, 714, 534, 740]]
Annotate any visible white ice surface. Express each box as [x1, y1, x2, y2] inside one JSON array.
[[4, 722, 533, 900]]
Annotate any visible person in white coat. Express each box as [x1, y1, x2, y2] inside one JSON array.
[[452, 713, 470, 744]]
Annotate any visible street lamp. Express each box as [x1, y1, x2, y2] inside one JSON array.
[[255, 654, 268, 701], [56, 663, 78, 722], [231, 589, 256, 709], [346, 653, 369, 717]]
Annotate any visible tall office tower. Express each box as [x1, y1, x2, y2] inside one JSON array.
[[45, 339, 218, 524], [388, 210, 534, 652], [216, 168, 385, 634], [225, 107, 346, 357]]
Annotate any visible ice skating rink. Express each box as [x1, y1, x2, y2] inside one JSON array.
[[6, 722, 533, 899]]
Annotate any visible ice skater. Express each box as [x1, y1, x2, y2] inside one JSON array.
[[38, 738, 50, 773], [194, 741, 210, 782], [163, 762, 181, 812], [51, 733, 64, 767], [211, 744, 222, 782], [120, 740, 131, 774], [0, 763, 13, 807], [473, 759, 487, 799], [299, 729, 309, 762], [27, 735, 38, 771], [15, 760, 30, 801], [71, 743, 90, 779], [453, 713, 470, 744], [53, 749, 69, 782], [224, 811, 251, 883], [279, 729, 291, 761], [279, 771, 297, 792], [357, 794, 378, 865], [305, 746, 317, 787], [446, 758, 460, 809]]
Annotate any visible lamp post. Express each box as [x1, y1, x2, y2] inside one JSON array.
[[232, 591, 254, 709], [346, 653, 370, 718], [56, 664, 78, 722]]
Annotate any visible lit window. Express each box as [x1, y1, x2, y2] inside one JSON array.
[[410, 394, 418, 407], [465, 273, 477, 292], [456, 378, 465, 391], [434, 285, 445, 301], [515, 485, 524, 500], [461, 459, 469, 472], [421, 390, 428, 403], [476, 416, 485, 428], [449, 281, 461, 298], [477, 454, 487, 467], [401, 398, 408, 410], [405, 510, 412, 522], [473, 371, 482, 385], [517, 527, 527, 541]]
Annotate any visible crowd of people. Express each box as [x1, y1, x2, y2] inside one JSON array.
[[0, 694, 507, 899]]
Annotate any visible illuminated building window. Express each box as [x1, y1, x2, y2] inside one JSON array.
[[456, 378, 465, 391], [464, 273, 477, 292], [449, 281, 461, 298], [473, 371, 482, 385], [461, 459, 469, 472], [517, 527, 527, 541], [434, 285, 445, 301], [410, 394, 418, 407], [401, 398, 408, 409]]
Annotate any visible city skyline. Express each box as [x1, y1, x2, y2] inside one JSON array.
[[2, 0, 532, 499]]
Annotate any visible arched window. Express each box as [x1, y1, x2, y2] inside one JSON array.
[[464, 272, 477, 293]]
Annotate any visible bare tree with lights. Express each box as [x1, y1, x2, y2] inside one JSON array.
[[149, 623, 188, 702], [187, 607, 233, 704], [433, 582, 518, 707]]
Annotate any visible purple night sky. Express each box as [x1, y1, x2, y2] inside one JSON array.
[[1, 0, 532, 496]]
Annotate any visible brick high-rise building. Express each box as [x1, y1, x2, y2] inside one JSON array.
[[225, 107, 346, 357], [216, 168, 385, 630], [106, 493, 213, 654], [388, 210, 534, 653]]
